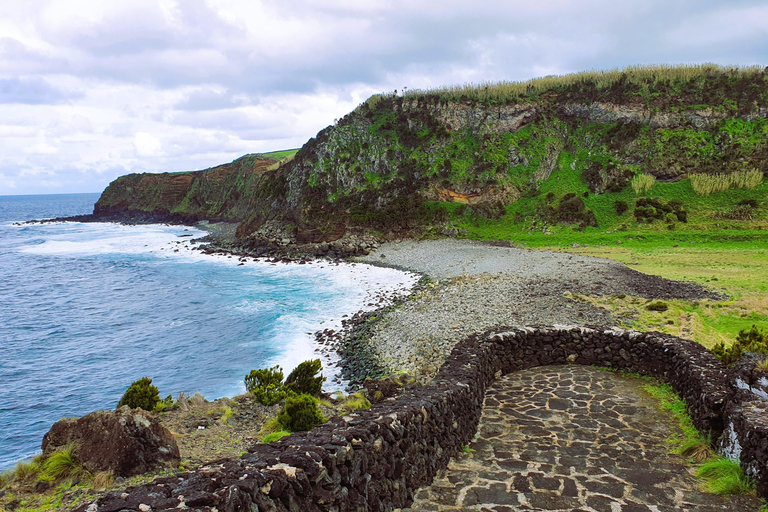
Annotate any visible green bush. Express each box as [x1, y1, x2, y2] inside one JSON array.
[[712, 325, 768, 366], [284, 359, 326, 396], [117, 377, 160, 411], [614, 200, 629, 215], [646, 301, 669, 312], [245, 366, 286, 406], [277, 393, 327, 432]]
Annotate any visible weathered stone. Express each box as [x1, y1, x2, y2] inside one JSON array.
[[41, 408, 179, 477]]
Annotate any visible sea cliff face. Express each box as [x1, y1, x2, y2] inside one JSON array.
[[93, 67, 768, 241], [94, 154, 285, 224]]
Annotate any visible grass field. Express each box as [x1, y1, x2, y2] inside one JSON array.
[[428, 162, 768, 349]]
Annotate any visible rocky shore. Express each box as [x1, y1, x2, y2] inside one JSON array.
[[347, 239, 723, 382]]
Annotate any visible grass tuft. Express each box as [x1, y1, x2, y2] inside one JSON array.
[[697, 457, 755, 495], [39, 445, 88, 481], [262, 431, 291, 443], [690, 170, 763, 196], [631, 173, 656, 194]]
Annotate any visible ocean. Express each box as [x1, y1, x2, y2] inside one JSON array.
[[0, 193, 417, 470]]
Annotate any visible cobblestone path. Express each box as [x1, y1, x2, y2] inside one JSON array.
[[406, 365, 761, 512]]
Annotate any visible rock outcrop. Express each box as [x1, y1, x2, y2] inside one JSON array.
[[42, 408, 180, 477]]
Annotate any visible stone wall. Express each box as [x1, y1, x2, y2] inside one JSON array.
[[77, 326, 768, 512]]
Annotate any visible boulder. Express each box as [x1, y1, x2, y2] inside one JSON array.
[[41, 407, 180, 476]]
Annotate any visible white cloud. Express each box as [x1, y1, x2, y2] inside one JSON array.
[[133, 133, 163, 157], [0, 0, 765, 195]]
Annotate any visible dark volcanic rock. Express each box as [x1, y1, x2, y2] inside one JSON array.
[[42, 408, 180, 476]]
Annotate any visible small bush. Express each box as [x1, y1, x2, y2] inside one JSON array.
[[245, 366, 287, 406], [153, 394, 176, 413], [253, 384, 287, 406], [277, 393, 327, 432], [614, 200, 629, 215], [117, 377, 160, 411], [646, 301, 669, 312], [245, 365, 284, 392], [284, 359, 326, 396], [697, 457, 754, 495], [712, 325, 768, 366], [634, 197, 687, 224]]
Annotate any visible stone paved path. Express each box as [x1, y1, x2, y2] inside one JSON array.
[[406, 365, 761, 512]]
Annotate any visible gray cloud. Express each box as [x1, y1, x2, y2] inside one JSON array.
[[1, 0, 766, 194]]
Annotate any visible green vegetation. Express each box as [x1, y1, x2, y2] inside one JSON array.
[[257, 149, 299, 161], [712, 325, 768, 366], [276, 394, 326, 432], [262, 430, 291, 443], [403, 64, 767, 106], [284, 359, 326, 396], [644, 382, 709, 456], [690, 170, 763, 196], [631, 173, 656, 194], [39, 445, 87, 482], [697, 457, 755, 495], [245, 365, 287, 406], [642, 381, 759, 497], [334, 391, 372, 413], [116, 377, 160, 411]]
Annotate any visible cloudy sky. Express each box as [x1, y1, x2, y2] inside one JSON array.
[[1, 0, 766, 195]]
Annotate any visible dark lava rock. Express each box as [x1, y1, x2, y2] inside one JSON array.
[[41, 407, 180, 476]]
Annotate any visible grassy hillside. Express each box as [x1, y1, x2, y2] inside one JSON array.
[[95, 64, 768, 245]]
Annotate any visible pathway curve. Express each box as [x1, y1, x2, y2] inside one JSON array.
[[406, 365, 761, 512]]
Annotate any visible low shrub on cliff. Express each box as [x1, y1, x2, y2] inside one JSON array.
[[117, 377, 160, 411], [245, 366, 286, 406], [711, 325, 768, 366], [277, 394, 326, 432], [284, 359, 326, 396]]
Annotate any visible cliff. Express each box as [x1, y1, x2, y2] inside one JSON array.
[[94, 65, 768, 242]]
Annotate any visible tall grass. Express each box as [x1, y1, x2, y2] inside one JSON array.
[[690, 169, 763, 196], [39, 445, 88, 481], [697, 457, 754, 495], [631, 173, 656, 194], [403, 64, 764, 103]]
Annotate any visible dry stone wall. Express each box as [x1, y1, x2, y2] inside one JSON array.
[[76, 326, 768, 512]]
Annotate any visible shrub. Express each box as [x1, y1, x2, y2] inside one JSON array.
[[614, 200, 629, 215], [631, 173, 656, 193], [245, 366, 287, 406], [646, 301, 669, 312], [634, 197, 687, 224], [117, 377, 160, 411], [711, 324, 768, 365], [252, 384, 287, 406], [277, 394, 327, 432], [284, 359, 326, 396], [153, 394, 176, 413]]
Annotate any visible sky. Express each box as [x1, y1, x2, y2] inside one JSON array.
[[1, 1, 766, 195]]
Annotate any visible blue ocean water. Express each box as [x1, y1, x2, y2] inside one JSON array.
[[0, 194, 416, 470]]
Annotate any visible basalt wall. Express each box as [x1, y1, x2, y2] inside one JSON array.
[[76, 326, 768, 512]]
